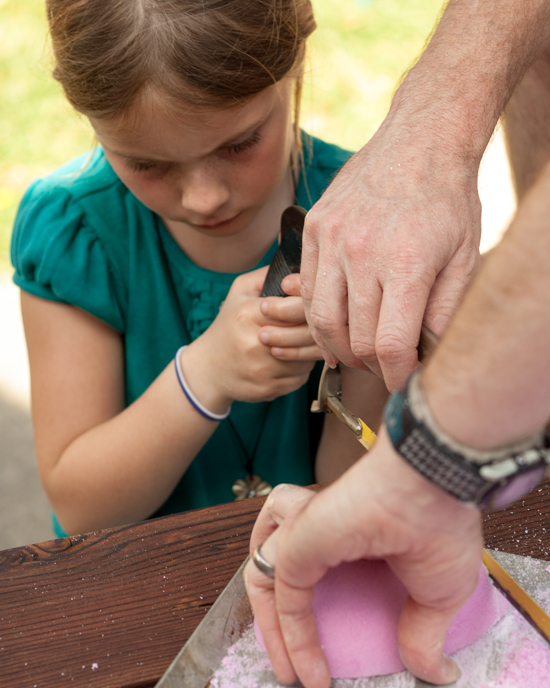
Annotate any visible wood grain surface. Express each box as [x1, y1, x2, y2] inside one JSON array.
[[0, 498, 266, 688], [483, 478, 550, 559], [1, 479, 550, 688]]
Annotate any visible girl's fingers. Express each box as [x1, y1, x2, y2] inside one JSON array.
[[281, 273, 301, 297], [260, 324, 316, 348], [277, 369, 315, 386], [261, 295, 307, 323], [271, 345, 324, 361]]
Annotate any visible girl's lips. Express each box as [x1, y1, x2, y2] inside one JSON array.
[[194, 212, 242, 230]]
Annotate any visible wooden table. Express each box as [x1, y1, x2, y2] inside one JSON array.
[[2, 480, 550, 688]]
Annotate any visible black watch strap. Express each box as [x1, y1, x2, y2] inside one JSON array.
[[384, 387, 487, 502], [383, 373, 550, 510]]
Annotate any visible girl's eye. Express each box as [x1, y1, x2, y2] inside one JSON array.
[[124, 159, 164, 173], [224, 131, 262, 155]]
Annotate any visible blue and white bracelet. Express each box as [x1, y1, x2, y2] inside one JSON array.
[[174, 346, 231, 421]]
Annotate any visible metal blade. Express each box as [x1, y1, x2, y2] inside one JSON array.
[[155, 559, 252, 688], [156, 550, 550, 687]]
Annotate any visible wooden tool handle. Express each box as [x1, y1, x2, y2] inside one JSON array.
[[418, 322, 439, 362]]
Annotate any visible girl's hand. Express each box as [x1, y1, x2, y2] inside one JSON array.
[[259, 273, 323, 362], [181, 267, 316, 409]]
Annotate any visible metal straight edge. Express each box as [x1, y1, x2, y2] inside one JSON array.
[[155, 558, 253, 688], [156, 550, 550, 688]]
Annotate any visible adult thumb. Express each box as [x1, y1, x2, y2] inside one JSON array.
[[397, 596, 463, 685]]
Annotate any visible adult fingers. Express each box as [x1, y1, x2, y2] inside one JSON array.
[[244, 527, 299, 685], [300, 221, 343, 366], [299, 212, 319, 322], [423, 246, 481, 336], [374, 277, 433, 391], [246, 487, 317, 686], [396, 598, 464, 684], [305, 261, 367, 368], [276, 574, 331, 688], [249, 483, 316, 555], [386, 466, 483, 683], [394, 549, 481, 684], [273, 490, 344, 688], [345, 272, 384, 377]]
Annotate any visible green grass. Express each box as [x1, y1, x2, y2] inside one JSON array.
[[0, 0, 444, 270], [303, 0, 443, 150]]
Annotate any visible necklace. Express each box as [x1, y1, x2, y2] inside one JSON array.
[[152, 212, 272, 500]]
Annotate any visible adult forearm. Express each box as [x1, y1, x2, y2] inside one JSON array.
[[386, 0, 550, 166], [423, 161, 550, 448]]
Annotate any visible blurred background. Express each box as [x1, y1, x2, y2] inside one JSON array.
[[0, 0, 515, 549]]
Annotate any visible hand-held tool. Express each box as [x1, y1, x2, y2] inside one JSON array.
[[311, 363, 378, 449], [261, 202, 439, 449], [311, 322, 439, 449], [417, 321, 439, 361], [310, 330, 550, 647], [261, 205, 306, 297], [231, 207, 307, 501]]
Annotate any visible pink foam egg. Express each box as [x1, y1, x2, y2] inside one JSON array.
[[255, 560, 509, 679]]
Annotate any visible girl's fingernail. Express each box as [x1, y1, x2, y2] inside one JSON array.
[[260, 301, 269, 315], [259, 331, 270, 344], [281, 276, 291, 291]]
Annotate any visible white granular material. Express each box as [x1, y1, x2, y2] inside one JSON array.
[[210, 608, 550, 688]]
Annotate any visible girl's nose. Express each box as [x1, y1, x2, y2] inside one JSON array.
[[179, 164, 230, 217]]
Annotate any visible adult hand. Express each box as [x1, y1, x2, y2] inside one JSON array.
[[259, 273, 323, 362], [301, 119, 481, 391], [183, 267, 315, 410], [245, 427, 483, 688]]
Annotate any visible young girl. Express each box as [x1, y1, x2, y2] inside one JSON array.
[[12, 0, 388, 537]]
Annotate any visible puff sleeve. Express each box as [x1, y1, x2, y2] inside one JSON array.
[[11, 179, 125, 333]]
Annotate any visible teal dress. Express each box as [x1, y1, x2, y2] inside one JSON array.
[[11, 134, 352, 536]]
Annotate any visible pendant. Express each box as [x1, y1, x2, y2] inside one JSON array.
[[232, 474, 272, 501]]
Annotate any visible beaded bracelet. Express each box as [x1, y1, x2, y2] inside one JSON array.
[[174, 346, 231, 421]]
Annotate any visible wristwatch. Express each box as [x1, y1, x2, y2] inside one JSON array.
[[383, 371, 550, 511]]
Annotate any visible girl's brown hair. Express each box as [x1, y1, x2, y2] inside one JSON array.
[[47, 0, 315, 131]]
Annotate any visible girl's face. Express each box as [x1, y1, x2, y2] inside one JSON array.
[[92, 81, 294, 242]]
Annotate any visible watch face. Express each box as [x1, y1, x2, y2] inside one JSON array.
[[484, 466, 547, 511]]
